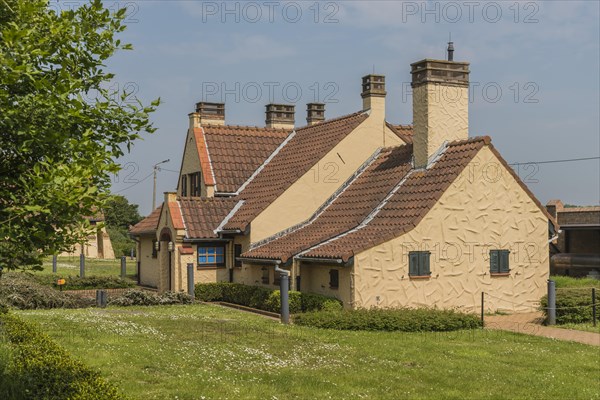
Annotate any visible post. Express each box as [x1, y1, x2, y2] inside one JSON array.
[[592, 288, 597, 327], [100, 290, 107, 308], [187, 263, 195, 297], [120, 256, 126, 278], [280, 273, 289, 324], [52, 255, 57, 273], [79, 253, 85, 278], [152, 165, 158, 210], [130, 248, 134, 260], [481, 292, 485, 328], [547, 279, 556, 325]]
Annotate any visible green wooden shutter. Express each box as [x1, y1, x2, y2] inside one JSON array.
[[490, 250, 499, 273], [409, 252, 419, 276], [421, 252, 431, 276], [500, 250, 510, 273]]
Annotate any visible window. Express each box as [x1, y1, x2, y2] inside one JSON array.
[[273, 273, 281, 286], [190, 172, 202, 197], [490, 250, 510, 274], [234, 244, 242, 268], [329, 269, 339, 289], [198, 245, 225, 267], [181, 175, 187, 197], [261, 267, 269, 284], [151, 239, 158, 259], [409, 251, 431, 277]]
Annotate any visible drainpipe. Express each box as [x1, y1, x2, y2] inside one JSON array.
[[275, 264, 290, 324]]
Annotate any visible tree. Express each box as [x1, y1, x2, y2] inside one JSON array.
[[0, 0, 159, 271], [103, 195, 141, 257]]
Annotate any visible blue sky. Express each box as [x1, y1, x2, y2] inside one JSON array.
[[85, 1, 600, 215]]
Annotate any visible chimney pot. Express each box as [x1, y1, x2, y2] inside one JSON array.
[[361, 74, 386, 112], [306, 103, 325, 126], [265, 103, 295, 129]]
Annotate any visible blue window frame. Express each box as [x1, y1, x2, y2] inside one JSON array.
[[198, 245, 225, 267]]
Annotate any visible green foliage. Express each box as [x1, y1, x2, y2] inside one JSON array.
[[0, 0, 159, 271], [108, 289, 193, 306], [294, 308, 482, 332], [103, 195, 142, 230], [31, 274, 134, 290], [0, 313, 126, 399], [551, 275, 600, 289], [541, 289, 598, 324], [194, 283, 342, 313], [106, 226, 136, 258], [0, 273, 93, 309]]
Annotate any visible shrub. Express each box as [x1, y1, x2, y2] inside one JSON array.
[[194, 283, 343, 313], [108, 289, 192, 307], [0, 274, 94, 310], [32, 274, 135, 290], [294, 308, 482, 332], [0, 313, 126, 399], [540, 289, 598, 324]]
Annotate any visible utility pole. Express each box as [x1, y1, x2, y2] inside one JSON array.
[[152, 159, 170, 210]]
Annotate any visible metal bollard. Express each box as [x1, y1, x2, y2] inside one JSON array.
[[187, 263, 195, 297], [547, 280, 556, 325], [79, 254, 85, 278], [592, 288, 597, 327], [96, 290, 107, 308], [120, 256, 126, 278], [52, 255, 57, 273], [280, 273, 289, 324]]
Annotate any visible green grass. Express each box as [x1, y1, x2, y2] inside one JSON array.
[[16, 305, 600, 400], [556, 322, 600, 333], [35, 256, 137, 280], [551, 275, 600, 289]]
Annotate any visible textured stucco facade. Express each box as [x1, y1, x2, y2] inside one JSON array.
[[352, 146, 549, 312], [137, 236, 159, 288], [60, 226, 115, 259]]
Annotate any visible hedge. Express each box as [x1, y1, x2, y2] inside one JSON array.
[[540, 289, 599, 324], [195, 283, 342, 313], [293, 308, 482, 332], [31, 275, 135, 291], [0, 312, 126, 399], [108, 289, 193, 307]]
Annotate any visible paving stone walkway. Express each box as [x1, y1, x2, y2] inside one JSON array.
[[485, 312, 600, 346]]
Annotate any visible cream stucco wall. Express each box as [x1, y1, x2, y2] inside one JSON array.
[[353, 146, 549, 312], [60, 226, 115, 259], [138, 236, 160, 288], [300, 264, 352, 308], [249, 107, 403, 243], [413, 84, 468, 167], [178, 128, 210, 198]]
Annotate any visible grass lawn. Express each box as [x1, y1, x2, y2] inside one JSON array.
[[17, 304, 600, 400], [556, 323, 600, 333], [35, 256, 138, 280]]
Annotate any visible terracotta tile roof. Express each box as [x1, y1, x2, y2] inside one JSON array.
[[222, 111, 369, 232], [202, 125, 291, 193], [193, 127, 216, 186], [179, 197, 240, 239], [242, 145, 413, 262], [129, 206, 162, 236], [386, 122, 413, 144], [168, 202, 185, 230], [559, 206, 600, 213], [300, 137, 491, 261]]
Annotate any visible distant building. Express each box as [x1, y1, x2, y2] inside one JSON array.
[[60, 214, 115, 259], [547, 200, 600, 278], [131, 48, 551, 312]]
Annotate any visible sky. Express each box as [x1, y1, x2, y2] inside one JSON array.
[[70, 0, 600, 215]]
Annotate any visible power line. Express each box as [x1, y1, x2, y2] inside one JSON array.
[[509, 156, 600, 166], [113, 172, 153, 193]]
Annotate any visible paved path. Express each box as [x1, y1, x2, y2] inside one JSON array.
[[485, 312, 600, 346]]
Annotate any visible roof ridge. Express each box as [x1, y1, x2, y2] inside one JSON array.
[[294, 110, 367, 132], [203, 124, 290, 132], [248, 147, 384, 252]]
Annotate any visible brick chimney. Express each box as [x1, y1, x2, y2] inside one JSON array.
[[306, 103, 325, 126], [189, 102, 225, 128], [361, 74, 386, 116], [411, 46, 469, 168], [265, 103, 295, 129], [546, 199, 564, 219]]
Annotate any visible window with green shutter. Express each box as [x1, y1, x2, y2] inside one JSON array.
[[408, 251, 431, 277], [490, 249, 510, 274]]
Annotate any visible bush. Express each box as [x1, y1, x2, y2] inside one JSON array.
[[0, 313, 126, 399], [195, 283, 342, 313], [541, 289, 598, 324], [108, 289, 193, 306], [32, 274, 135, 290], [294, 308, 482, 332], [0, 274, 94, 310]]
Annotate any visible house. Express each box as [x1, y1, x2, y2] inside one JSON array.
[[130, 48, 551, 312], [546, 200, 600, 278], [60, 214, 115, 259]]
